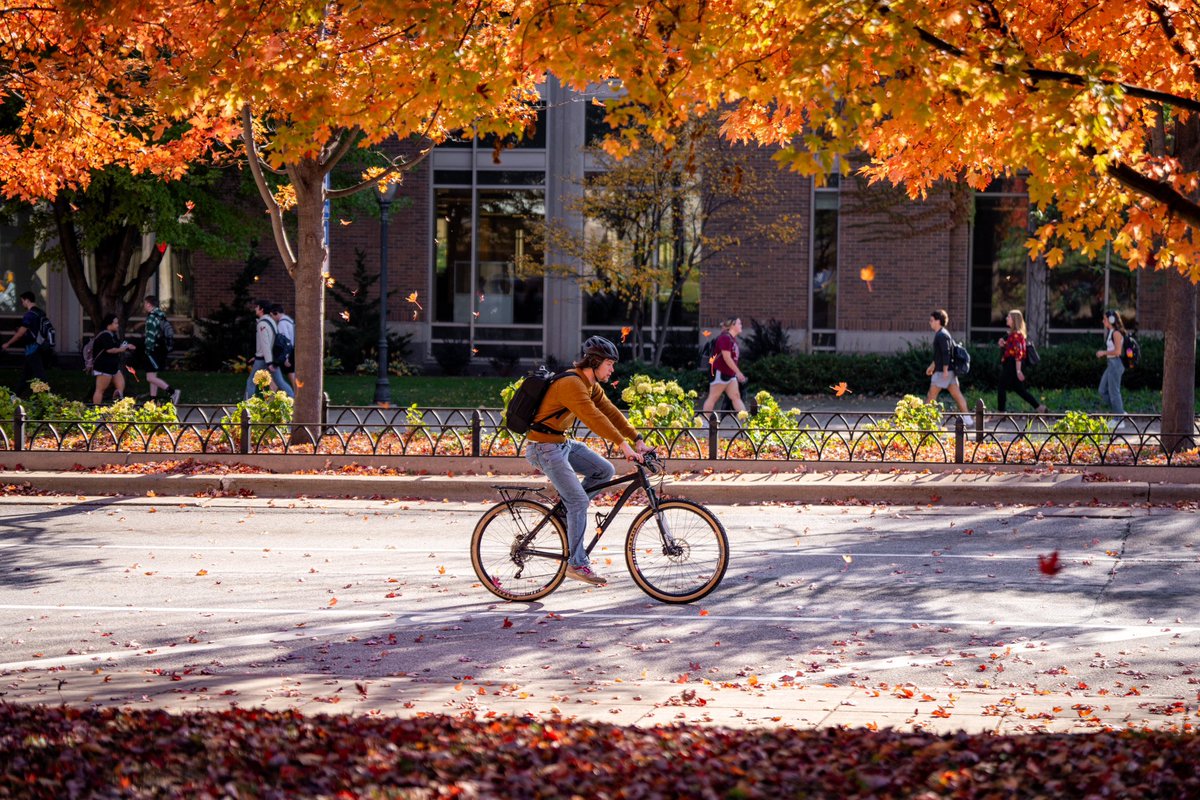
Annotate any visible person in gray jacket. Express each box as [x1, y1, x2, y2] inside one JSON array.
[[243, 299, 294, 399]]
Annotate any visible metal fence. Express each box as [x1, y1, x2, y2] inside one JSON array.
[[3, 399, 1198, 467]]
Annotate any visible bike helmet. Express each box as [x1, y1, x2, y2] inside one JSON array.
[[581, 335, 619, 362]]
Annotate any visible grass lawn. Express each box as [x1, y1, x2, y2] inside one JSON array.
[[0, 367, 512, 408]]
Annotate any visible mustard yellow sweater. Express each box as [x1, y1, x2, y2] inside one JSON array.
[[525, 369, 639, 445]]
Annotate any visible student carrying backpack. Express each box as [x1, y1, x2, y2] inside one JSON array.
[[504, 367, 580, 434]]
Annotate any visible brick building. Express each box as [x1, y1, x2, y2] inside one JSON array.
[[2, 80, 1180, 365]]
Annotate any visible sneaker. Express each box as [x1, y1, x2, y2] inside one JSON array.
[[170, 388, 182, 405], [565, 565, 608, 586]]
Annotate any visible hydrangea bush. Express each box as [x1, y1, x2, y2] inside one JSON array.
[[621, 375, 697, 446]]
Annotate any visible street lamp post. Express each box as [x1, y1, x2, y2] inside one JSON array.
[[375, 182, 399, 405]]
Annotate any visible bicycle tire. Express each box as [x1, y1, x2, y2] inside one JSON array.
[[471, 499, 568, 601], [625, 499, 729, 603]]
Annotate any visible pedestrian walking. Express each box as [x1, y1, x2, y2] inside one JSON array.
[[2, 291, 50, 393], [269, 303, 295, 377], [925, 309, 969, 414], [996, 309, 1046, 413], [1097, 309, 1127, 418], [701, 317, 748, 419], [244, 299, 294, 399], [139, 295, 180, 405], [90, 313, 135, 405]]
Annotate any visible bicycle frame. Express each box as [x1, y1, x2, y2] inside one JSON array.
[[498, 461, 661, 564]]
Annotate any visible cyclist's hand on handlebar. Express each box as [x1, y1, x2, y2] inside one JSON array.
[[620, 440, 643, 463]]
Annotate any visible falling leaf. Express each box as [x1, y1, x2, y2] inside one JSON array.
[[185, 200, 195, 211], [860, 264, 876, 289], [1038, 551, 1063, 576], [620, 326, 632, 343], [340, 310, 351, 321], [699, 609, 709, 616], [156, 243, 168, 253], [294, 378, 304, 388], [325, 275, 336, 288], [195, 569, 208, 576], [702, 329, 711, 338], [339, 219, 352, 226], [830, 382, 852, 397], [328, 598, 338, 606], [841, 554, 853, 564], [406, 291, 422, 309], [437, 566, 446, 575], [126, 367, 139, 381]]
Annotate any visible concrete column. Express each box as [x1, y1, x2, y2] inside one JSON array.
[[543, 76, 585, 365]]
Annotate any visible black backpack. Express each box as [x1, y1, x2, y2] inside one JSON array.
[[32, 309, 56, 349], [160, 316, 175, 352], [265, 318, 293, 366], [504, 368, 579, 434], [1121, 332, 1140, 369], [949, 336, 971, 377], [698, 337, 715, 372]]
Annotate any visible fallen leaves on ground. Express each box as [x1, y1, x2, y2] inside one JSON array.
[[3, 705, 1200, 797]]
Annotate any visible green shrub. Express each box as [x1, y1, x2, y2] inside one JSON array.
[[1049, 410, 1111, 448], [83, 397, 179, 427], [620, 374, 697, 447]]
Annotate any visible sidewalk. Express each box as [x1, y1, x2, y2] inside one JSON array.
[[2, 667, 1188, 734], [2, 465, 1199, 505]]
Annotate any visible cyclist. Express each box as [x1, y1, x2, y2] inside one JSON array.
[[525, 335, 652, 586]]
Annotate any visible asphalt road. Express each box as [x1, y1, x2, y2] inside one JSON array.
[[2, 495, 1198, 731]]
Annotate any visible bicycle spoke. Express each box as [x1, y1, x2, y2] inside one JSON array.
[[471, 500, 567, 601], [626, 500, 728, 603]]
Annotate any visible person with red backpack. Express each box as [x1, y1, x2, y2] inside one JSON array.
[[524, 336, 650, 587]]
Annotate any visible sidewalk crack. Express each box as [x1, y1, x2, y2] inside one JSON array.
[[1088, 519, 1133, 620]]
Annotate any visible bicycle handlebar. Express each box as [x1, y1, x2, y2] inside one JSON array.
[[640, 451, 665, 476]]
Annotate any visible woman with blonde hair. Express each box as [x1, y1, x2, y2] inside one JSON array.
[[996, 309, 1046, 413], [702, 317, 748, 418]]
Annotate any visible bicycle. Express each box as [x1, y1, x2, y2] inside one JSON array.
[[470, 452, 729, 604]]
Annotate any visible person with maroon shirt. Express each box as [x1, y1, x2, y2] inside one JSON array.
[[702, 317, 748, 418]]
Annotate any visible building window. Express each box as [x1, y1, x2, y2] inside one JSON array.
[[969, 191, 1027, 331], [1047, 243, 1136, 331], [811, 186, 839, 350], [0, 212, 41, 313], [432, 184, 545, 359], [970, 182, 1137, 337]]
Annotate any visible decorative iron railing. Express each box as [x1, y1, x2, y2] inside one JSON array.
[[3, 400, 1198, 467]]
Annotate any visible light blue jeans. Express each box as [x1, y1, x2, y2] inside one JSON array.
[[244, 358, 294, 399], [1098, 357, 1125, 415], [525, 440, 615, 568]]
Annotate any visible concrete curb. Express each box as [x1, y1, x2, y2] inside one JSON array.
[[1, 468, 1194, 505]]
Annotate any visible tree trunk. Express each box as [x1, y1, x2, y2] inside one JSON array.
[[1161, 270, 1197, 453], [1161, 114, 1200, 454], [291, 160, 329, 438], [1025, 255, 1049, 348]]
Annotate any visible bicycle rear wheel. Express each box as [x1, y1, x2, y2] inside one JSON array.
[[471, 499, 568, 601], [625, 499, 729, 603]]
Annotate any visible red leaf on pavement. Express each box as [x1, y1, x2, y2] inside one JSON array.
[[502, 617, 513, 628], [1039, 551, 1063, 576]]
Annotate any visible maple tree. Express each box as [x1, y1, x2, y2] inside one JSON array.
[[518, 0, 1200, 447], [4, 1, 1198, 444], [0, 1, 538, 430]]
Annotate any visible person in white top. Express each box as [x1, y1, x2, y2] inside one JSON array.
[[243, 299, 294, 399]]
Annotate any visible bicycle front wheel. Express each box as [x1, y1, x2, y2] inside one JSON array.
[[625, 499, 729, 603], [471, 499, 568, 602]]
